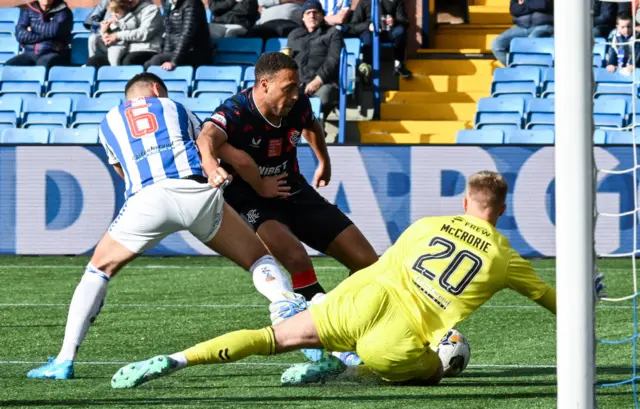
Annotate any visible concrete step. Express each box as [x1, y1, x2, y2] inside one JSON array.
[[406, 59, 499, 76], [385, 91, 485, 103], [381, 102, 477, 120], [399, 75, 493, 92], [360, 132, 457, 144], [468, 6, 512, 24], [434, 25, 510, 50], [358, 120, 472, 135]]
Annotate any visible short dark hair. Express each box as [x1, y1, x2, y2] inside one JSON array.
[[254, 52, 299, 81], [125, 72, 168, 98], [617, 10, 632, 22]]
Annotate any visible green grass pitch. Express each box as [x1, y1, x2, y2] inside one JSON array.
[[0, 256, 638, 408]]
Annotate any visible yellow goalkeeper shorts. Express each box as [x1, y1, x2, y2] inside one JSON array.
[[309, 269, 440, 383]]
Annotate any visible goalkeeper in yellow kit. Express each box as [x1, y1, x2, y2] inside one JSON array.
[[111, 170, 557, 388]]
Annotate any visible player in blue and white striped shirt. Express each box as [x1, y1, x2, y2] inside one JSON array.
[[27, 73, 306, 381]]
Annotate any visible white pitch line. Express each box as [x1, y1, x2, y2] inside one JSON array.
[[0, 265, 347, 270], [0, 303, 637, 310], [0, 360, 557, 369]]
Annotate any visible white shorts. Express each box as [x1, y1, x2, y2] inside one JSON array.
[[108, 178, 225, 254]]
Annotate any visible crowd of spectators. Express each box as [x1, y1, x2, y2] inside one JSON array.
[[5, 0, 413, 121], [491, 0, 639, 73]]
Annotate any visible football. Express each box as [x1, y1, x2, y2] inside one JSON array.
[[437, 329, 471, 378]]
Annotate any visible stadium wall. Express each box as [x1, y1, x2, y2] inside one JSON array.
[[0, 145, 632, 257]]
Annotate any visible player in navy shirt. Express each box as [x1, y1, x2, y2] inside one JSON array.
[[208, 52, 379, 304]]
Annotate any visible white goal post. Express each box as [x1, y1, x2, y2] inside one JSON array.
[[555, 0, 596, 407]]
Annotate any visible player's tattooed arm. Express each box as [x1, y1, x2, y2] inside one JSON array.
[[304, 118, 331, 188], [218, 144, 290, 198], [196, 122, 231, 188]]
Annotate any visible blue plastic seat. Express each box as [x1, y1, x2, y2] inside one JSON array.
[[507, 38, 554, 67], [593, 130, 607, 144], [0, 128, 49, 144], [0, 37, 19, 65], [71, 33, 91, 66], [504, 129, 555, 144], [603, 130, 640, 144], [243, 66, 255, 89], [491, 67, 541, 98], [593, 43, 607, 62], [0, 22, 14, 35], [343, 38, 360, 94], [72, 8, 92, 22], [181, 97, 221, 121], [474, 97, 525, 129], [47, 66, 96, 97], [71, 96, 121, 128], [540, 68, 554, 98], [146, 66, 194, 96], [0, 66, 46, 97], [0, 95, 22, 127], [213, 38, 263, 65], [525, 98, 554, 129], [309, 96, 322, 121], [593, 68, 636, 99], [594, 99, 626, 129], [456, 129, 504, 144], [51, 128, 99, 144], [22, 97, 72, 128], [205, 8, 211, 22], [193, 65, 241, 98], [72, 22, 89, 34], [95, 65, 144, 97], [265, 38, 287, 54], [0, 8, 20, 24]]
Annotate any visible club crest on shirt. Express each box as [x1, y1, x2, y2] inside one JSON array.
[[288, 129, 301, 146]]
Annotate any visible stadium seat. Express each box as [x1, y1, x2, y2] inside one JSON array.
[[265, 38, 287, 54], [72, 8, 92, 22], [22, 97, 72, 128], [193, 66, 241, 98], [95, 66, 144, 97], [593, 130, 607, 144], [310, 96, 322, 121], [46, 66, 96, 97], [146, 66, 194, 96], [181, 97, 221, 121], [213, 38, 263, 65], [0, 128, 49, 144], [0, 37, 19, 65], [507, 37, 554, 67], [593, 55, 603, 68], [343, 38, 360, 94], [71, 96, 121, 128], [72, 21, 89, 34], [593, 43, 607, 63], [205, 8, 211, 22], [71, 33, 91, 66], [540, 68, 554, 98], [456, 129, 504, 144], [525, 98, 554, 129], [491, 67, 541, 98], [51, 128, 99, 144], [594, 99, 626, 129], [0, 8, 20, 24], [0, 66, 46, 97], [0, 22, 14, 35], [602, 130, 640, 144], [504, 129, 555, 144], [243, 66, 255, 89], [474, 97, 525, 129], [0, 95, 22, 127], [593, 68, 635, 99]]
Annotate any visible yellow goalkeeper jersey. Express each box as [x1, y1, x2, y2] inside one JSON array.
[[376, 214, 556, 347]]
